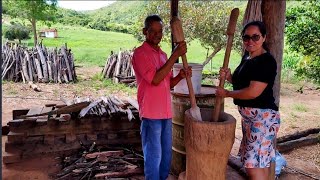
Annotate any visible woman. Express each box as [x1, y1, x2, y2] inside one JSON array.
[[216, 21, 280, 180]]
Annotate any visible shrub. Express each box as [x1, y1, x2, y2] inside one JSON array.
[[4, 22, 30, 43]]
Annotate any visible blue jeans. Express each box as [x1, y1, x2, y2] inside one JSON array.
[[141, 118, 172, 180]]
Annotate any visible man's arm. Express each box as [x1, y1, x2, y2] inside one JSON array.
[[151, 42, 187, 85]]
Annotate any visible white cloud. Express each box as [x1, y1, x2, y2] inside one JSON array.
[[57, 1, 116, 11]]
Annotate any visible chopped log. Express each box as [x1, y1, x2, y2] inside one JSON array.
[[34, 58, 43, 82], [21, 56, 29, 82], [94, 168, 143, 178], [84, 150, 124, 159], [28, 81, 41, 92], [124, 97, 139, 110], [36, 45, 49, 82], [277, 133, 320, 153], [277, 128, 320, 143], [61, 46, 73, 81], [47, 60, 53, 82]]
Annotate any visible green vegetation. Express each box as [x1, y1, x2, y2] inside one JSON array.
[[286, 0, 320, 84], [292, 103, 308, 112], [4, 22, 31, 43]]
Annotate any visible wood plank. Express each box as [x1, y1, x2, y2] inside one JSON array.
[[12, 109, 29, 120], [27, 107, 44, 116]]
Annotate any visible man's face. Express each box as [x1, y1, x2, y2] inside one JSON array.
[[143, 21, 163, 46]]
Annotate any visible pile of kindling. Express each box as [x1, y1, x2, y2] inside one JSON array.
[[2, 42, 77, 83], [102, 49, 136, 85]]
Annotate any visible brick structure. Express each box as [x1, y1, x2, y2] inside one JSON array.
[[3, 105, 141, 164]]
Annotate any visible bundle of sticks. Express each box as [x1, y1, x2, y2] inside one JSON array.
[[102, 49, 136, 85], [61, 95, 139, 121], [54, 144, 144, 180], [1, 42, 77, 83]]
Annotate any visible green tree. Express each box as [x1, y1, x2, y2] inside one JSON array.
[[3, 0, 57, 46], [286, 0, 320, 83], [4, 22, 31, 43], [132, 1, 244, 66]]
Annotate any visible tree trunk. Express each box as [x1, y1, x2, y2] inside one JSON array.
[[261, 1, 286, 179], [30, 18, 37, 46], [261, 0, 286, 108]]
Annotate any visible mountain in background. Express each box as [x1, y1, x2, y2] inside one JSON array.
[[55, 1, 147, 34]]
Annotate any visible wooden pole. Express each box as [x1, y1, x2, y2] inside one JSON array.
[[171, 0, 179, 63]]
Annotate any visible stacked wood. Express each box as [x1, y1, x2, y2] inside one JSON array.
[[54, 145, 144, 179], [60, 95, 138, 121], [102, 49, 136, 85], [1, 42, 77, 83]]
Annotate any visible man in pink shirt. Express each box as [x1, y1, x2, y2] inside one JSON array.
[[132, 14, 190, 180]]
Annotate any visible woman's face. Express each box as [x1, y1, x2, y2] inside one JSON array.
[[242, 25, 265, 53]]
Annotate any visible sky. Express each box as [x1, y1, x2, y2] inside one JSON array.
[[57, 1, 116, 11]]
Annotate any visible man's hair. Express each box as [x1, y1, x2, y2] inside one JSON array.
[[144, 14, 162, 29]]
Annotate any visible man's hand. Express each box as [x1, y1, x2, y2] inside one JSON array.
[[173, 41, 187, 58], [178, 66, 192, 79]]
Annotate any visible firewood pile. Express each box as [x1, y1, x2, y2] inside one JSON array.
[[1, 42, 77, 83], [61, 95, 138, 121], [54, 144, 144, 179], [3, 95, 141, 164], [102, 49, 136, 86]]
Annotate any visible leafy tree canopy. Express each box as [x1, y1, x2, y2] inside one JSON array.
[[3, 0, 57, 45], [131, 1, 245, 64], [286, 0, 320, 83]]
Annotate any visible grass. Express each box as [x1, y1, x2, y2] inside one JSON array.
[[292, 103, 308, 112]]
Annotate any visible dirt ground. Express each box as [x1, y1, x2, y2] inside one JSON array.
[[2, 66, 320, 179]]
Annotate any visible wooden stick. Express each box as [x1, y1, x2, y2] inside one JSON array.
[[212, 8, 239, 122]]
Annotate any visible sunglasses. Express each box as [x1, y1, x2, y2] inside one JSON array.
[[242, 34, 261, 42]]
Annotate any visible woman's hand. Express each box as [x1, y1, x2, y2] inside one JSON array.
[[178, 66, 192, 79], [219, 67, 232, 83], [215, 86, 229, 98]]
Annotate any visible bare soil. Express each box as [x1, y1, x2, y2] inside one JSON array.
[[2, 66, 320, 179]]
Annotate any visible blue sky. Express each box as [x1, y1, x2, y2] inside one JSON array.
[[57, 1, 115, 11]]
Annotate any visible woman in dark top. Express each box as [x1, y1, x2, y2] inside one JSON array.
[[216, 21, 280, 180]]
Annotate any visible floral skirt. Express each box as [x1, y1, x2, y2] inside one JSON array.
[[238, 106, 280, 168]]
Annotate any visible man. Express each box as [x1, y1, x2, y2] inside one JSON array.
[[132, 14, 190, 180]]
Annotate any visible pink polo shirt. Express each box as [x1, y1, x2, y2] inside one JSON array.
[[132, 42, 173, 119]]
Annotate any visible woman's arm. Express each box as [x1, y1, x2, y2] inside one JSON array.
[[216, 81, 267, 99]]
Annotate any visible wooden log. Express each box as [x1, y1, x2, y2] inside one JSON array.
[[25, 50, 33, 82], [94, 168, 143, 178], [277, 128, 320, 143], [34, 58, 43, 82], [84, 150, 124, 159], [277, 133, 320, 153], [21, 55, 30, 82], [47, 60, 53, 82], [106, 56, 117, 78], [113, 50, 122, 83], [36, 45, 49, 82], [61, 46, 73, 81]]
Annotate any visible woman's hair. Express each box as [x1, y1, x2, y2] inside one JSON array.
[[144, 15, 162, 30], [242, 21, 269, 52]]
